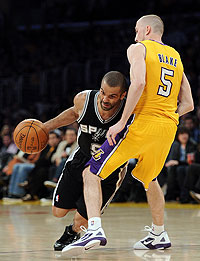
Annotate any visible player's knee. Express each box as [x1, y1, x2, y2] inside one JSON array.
[[52, 206, 69, 218], [82, 166, 100, 184]]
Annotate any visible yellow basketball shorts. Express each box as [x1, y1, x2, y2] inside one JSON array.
[[87, 114, 177, 190]]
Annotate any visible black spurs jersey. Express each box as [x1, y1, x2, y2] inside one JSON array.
[[77, 90, 125, 157]]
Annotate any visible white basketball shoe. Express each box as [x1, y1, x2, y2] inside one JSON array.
[[133, 226, 171, 250], [62, 226, 107, 257]]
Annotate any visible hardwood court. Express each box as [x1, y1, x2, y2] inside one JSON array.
[[0, 201, 200, 260]]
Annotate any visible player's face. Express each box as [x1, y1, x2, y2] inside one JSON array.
[[48, 133, 60, 147], [178, 133, 189, 144], [135, 20, 146, 42], [99, 82, 126, 111], [65, 130, 77, 144], [2, 135, 11, 147], [184, 119, 194, 130]]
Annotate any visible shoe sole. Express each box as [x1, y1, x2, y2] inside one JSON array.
[[62, 240, 101, 257]]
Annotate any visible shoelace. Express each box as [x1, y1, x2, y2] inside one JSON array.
[[80, 225, 87, 233], [142, 226, 152, 232]]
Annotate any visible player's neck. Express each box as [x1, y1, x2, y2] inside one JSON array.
[[147, 34, 163, 44], [149, 39, 163, 44]]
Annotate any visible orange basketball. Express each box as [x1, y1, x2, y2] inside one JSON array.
[[13, 119, 49, 154]]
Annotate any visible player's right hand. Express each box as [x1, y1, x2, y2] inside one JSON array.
[[107, 121, 125, 146]]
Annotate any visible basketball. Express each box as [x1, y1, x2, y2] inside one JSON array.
[[13, 119, 49, 154]]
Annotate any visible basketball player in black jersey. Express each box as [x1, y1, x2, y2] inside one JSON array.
[[44, 71, 127, 251]]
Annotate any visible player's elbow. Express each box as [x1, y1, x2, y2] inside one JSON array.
[[133, 78, 146, 89], [187, 99, 194, 112], [136, 80, 146, 91], [184, 101, 194, 114], [189, 103, 194, 112], [140, 81, 146, 89]]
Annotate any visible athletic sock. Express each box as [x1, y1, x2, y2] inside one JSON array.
[[152, 223, 164, 235], [88, 217, 101, 230]]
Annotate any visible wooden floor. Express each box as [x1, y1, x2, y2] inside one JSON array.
[[0, 201, 200, 260]]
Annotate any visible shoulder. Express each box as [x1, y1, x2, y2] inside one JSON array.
[[127, 43, 145, 53], [74, 90, 92, 111], [127, 43, 146, 62], [171, 140, 180, 150], [74, 90, 96, 118], [173, 140, 180, 146], [74, 90, 89, 104]]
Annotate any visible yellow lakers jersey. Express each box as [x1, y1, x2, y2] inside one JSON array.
[[133, 40, 183, 124]]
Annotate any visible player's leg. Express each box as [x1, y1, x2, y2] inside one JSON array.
[[52, 206, 72, 217], [54, 166, 107, 252], [134, 183, 170, 250], [83, 166, 102, 218], [62, 126, 136, 256], [132, 122, 176, 250], [54, 210, 87, 251], [133, 178, 171, 249], [83, 126, 135, 222], [72, 211, 88, 232], [62, 167, 106, 256], [82, 163, 128, 219], [147, 179, 164, 226], [79, 149, 129, 249], [52, 160, 84, 251], [60, 173, 110, 254], [62, 162, 129, 256]]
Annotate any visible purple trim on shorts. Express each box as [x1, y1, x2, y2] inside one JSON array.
[[85, 114, 135, 175]]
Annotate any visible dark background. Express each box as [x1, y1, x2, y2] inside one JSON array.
[[0, 0, 200, 130]]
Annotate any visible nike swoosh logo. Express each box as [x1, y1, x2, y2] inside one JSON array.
[[85, 245, 94, 250], [143, 239, 155, 245]]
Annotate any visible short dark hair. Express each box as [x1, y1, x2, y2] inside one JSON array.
[[177, 126, 190, 136], [184, 115, 194, 121], [65, 127, 77, 135], [49, 129, 62, 138], [102, 71, 127, 92]]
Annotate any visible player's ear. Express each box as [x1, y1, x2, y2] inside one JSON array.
[[120, 91, 127, 100], [146, 25, 151, 35]]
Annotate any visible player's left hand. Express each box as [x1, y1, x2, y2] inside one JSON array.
[[107, 121, 125, 146]]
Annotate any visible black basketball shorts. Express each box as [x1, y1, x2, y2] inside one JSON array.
[[52, 148, 127, 219]]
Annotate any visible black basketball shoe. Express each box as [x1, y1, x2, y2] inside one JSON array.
[[54, 225, 81, 251]]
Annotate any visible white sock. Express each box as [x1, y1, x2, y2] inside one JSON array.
[[152, 223, 164, 235], [88, 217, 101, 230]]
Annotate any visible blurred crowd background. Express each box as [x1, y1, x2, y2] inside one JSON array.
[[1, 0, 200, 203]]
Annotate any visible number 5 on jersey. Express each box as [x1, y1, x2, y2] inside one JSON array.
[[157, 67, 174, 97]]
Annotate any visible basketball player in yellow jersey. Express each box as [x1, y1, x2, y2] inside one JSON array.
[[62, 15, 194, 256]]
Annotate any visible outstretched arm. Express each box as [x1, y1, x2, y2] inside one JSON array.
[[44, 91, 88, 132], [107, 43, 146, 145]]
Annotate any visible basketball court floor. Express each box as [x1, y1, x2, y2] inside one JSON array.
[[0, 201, 200, 260]]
